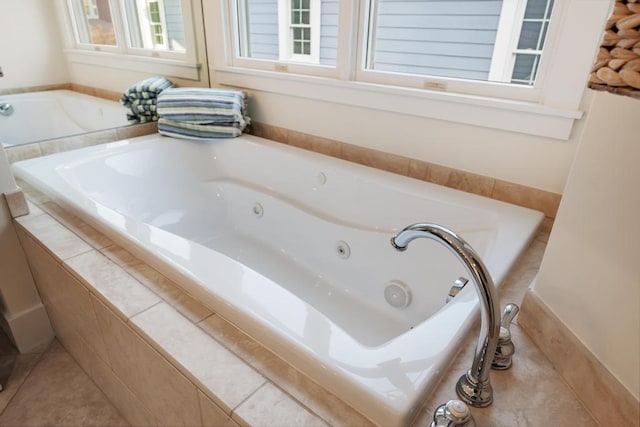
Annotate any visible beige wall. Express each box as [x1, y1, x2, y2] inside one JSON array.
[[533, 90, 640, 400], [0, 0, 69, 89], [231, 88, 591, 194]]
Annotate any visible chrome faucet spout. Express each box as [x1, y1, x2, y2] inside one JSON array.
[[391, 223, 501, 407]]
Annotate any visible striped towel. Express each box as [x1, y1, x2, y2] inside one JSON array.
[[121, 76, 173, 123], [156, 88, 250, 139], [158, 118, 244, 139]]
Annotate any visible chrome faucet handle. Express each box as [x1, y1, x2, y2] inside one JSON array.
[[430, 400, 476, 427], [492, 303, 519, 370]]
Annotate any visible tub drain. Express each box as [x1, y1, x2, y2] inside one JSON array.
[[336, 241, 350, 259], [384, 280, 412, 308], [252, 203, 264, 218]]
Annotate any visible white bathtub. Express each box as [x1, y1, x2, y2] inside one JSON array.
[[0, 90, 129, 147], [12, 134, 543, 426]]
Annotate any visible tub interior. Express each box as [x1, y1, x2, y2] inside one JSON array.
[[55, 138, 500, 346]]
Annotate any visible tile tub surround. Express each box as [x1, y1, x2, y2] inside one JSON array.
[[250, 122, 562, 219], [0, 83, 72, 96], [11, 183, 600, 426], [519, 290, 640, 426], [0, 83, 118, 101]]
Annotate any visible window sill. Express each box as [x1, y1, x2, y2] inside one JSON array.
[[65, 49, 202, 80], [214, 66, 583, 140]]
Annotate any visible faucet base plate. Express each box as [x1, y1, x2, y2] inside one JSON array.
[[455, 371, 493, 408]]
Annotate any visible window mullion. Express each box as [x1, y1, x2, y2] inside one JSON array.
[[488, 0, 528, 82], [109, 0, 128, 53], [336, 0, 359, 81]]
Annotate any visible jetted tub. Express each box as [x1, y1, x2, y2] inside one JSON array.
[[0, 90, 129, 147], [12, 134, 543, 426]]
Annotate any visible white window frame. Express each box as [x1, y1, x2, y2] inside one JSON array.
[[489, 0, 555, 84], [134, 0, 170, 51], [84, 0, 100, 19], [277, 0, 321, 63], [57, 0, 201, 80], [207, 0, 612, 140], [355, 0, 545, 101], [231, 0, 338, 77], [489, 0, 528, 82]]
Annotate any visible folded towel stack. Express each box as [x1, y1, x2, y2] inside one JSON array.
[[121, 76, 173, 123], [156, 88, 250, 139]]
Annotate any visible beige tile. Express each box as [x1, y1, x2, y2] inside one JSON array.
[[93, 297, 201, 427], [519, 291, 639, 426], [100, 245, 212, 323], [13, 178, 49, 205], [0, 347, 128, 427], [116, 122, 158, 140], [492, 180, 561, 218], [19, 232, 110, 361], [0, 354, 42, 413], [497, 238, 548, 316], [413, 323, 597, 427], [4, 143, 42, 163], [52, 309, 111, 379], [100, 244, 141, 268], [39, 129, 119, 156], [233, 382, 327, 427], [75, 331, 157, 427], [17, 231, 66, 307], [250, 122, 289, 143], [199, 390, 238, 427], [534, 217, 554, 243], [287, 130, 343, 157], [64, 278, 111, 362], [64, 250, 161, 319], [3, 188, 29, 218], [198, 315, 374, 427], [40, 201, 113, 249], [409, 160, 495, 197], [44, 338, 67, 354], [25, 201, 45, 217], [130, 303, 265, 413], [15, 213, 93, 260], [341, 143, 410, 176], [70, 84, 121, 102]]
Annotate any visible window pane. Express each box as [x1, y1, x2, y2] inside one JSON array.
[[517, 22, 543, 50], [70, 0, 116, 45], [511, 53, 539, 85], [123, 0, 185, 52], [524, 0, 554, 20], [238, 0, 337, 66], [366, 0, 502, 81]]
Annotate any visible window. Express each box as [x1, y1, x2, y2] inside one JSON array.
[[63, 0, 199, 78], [235, 0, 336, 70], [69, 0, 116, 45], [511, 0, 555, 85], [206, 0, 612, 138], [122, 0, 187, 52], [288, 0, 314, 60]]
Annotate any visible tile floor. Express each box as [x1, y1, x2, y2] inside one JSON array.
[[0, 329, 129, 426]]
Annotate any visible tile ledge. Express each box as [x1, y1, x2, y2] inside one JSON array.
[[519, 290, 640, 426]]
